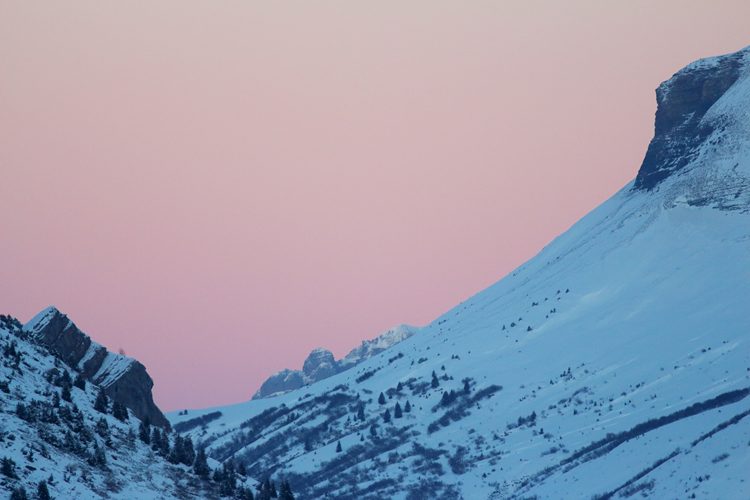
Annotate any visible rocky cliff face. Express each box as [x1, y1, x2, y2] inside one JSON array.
[[253, 324, 421, 399], [302, 348, 338, 383], [24, 307, 168, 427], [256, 369, 305, 397], [634, 47, 747, 190]]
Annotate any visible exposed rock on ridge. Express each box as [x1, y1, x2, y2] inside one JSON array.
[[24, 307, 168, 427], [634, 46, 747, 190], [302, 348, 338, 383], [253, 324, 421, 399]]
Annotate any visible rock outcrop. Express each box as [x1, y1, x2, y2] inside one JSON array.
[[252, 324, 421, 399], [338, 324, 419, 370], [24, 307, 168, 427], [302, 348, 338, 383], [634, 47, 746, 190], [256, 369, 305, 398]]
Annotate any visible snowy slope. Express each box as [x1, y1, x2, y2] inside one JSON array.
[[168, 46, 750, 500], [0, 315, 263, 499]]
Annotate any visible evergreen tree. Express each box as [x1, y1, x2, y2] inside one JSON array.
[[224, 458, 236, 477], [431, 371, 439, 388], [159, 429, 171, 457], [96, 417, 110, 439], [213, 467, 224, 483], [236, 485, 255, 500], [138, 417, 151, 444], [335, 440, 342, 453], [235, 460, 246, 476], [94, 387, 109, 413], [1, 457, 18, 478], [257, 478, 277, 500], [182, 436, 195, 466], [219, 479, 235, 498], [92, 444, 107, 468], [441, 390, 458, 406], [169, 435, 185, 464], [404, 400, 411, 413], [383, 409, 391, 423], [61, 385, 72, 403], [396, 381, 403, 391], [378, 392, 386, 405], [357, 405, 365, 421], [218, 459, 237, 497], [278, 480, 295, 500], [73, 373, 86, 391], [9, 486, 27, 500], [152, 428, 163, 453], [194, 448, 211, 479], [37, 480, 51, 500], [58, 371, 72, 389], [112, 401, 128, 422], [464, 379, 471, 394], [394, 402, 402, 418]]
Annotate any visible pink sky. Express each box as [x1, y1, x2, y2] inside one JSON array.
[[1, 1, 748, 412]]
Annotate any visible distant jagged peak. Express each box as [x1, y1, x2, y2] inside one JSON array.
[[634, 44, 750, 199], [343, 324, 421, 360], [252, 323, 422, 400]]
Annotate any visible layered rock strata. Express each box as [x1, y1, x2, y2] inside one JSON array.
[[24, 307, 168, 427]]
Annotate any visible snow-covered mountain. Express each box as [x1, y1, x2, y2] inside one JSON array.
[[0, 314, 208, 499], [168, 45, 750, 500], [0, 309, 289, 499], [252, 325, 422, 400], [23, 306, 168, 427]]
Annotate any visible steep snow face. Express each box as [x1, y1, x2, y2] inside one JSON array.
[[168, 46, 750, 500]]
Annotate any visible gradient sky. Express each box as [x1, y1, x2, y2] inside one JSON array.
[[1, 1, 749, 412]]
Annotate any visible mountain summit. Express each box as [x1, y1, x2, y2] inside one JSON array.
[[24, 306, 168, 427], [168, 46, 750, 500], [634, 45, 750, 202]]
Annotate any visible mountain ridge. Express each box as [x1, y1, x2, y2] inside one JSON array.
[[252, 324, 422, 400], [23, 306, 168, 427], [167, 45, 750, 500]]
